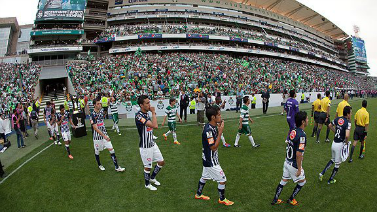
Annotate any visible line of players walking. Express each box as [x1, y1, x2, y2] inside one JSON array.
[[41, 90, 369, 207]]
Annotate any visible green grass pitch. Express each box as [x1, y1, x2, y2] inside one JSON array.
[[1, 98, 376, 211]]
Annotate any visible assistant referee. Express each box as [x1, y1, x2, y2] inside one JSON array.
[[349, 100, 369, 162]]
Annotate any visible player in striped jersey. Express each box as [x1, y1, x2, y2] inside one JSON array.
[[109, 97, 121, 136], [49, 109, 61, 145], [234, 96, 260, 148], [162, 98, 182, 145], [90, 97, 125, 172], [57, 105, 76, 159], [214, 97, 231, 147], [135, 95, 165, 191], [43, 101, 54, 140], [195, 106, 234, 206]]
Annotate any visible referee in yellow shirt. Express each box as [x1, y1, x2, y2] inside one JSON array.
[[311, 93, 322, 137], [335, 94, 350, 119], [349, 100, 369, 162], [316, 91, 331, 143]]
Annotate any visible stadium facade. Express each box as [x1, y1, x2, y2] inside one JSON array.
[[0, 0, 371, 96]]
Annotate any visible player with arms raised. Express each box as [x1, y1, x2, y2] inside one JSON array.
[[195, 106, 234, 206], [271, 111, 308, 206]]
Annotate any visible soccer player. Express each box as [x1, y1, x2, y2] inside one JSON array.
[[135, 95, 165, 191], [234, 96, 260, 148], [319, 106, 352, 184], [195, 106, 234, 206], [43, 101, 54, 140], [109, 97, 121, 136], [271, 111, 308, 206], [284, 90, 299, 143], [349, 100, 369, 162], [162, 98, 182, 145], [49, 109, 61, 145], [311, 93, 321, 137], [335, 94, 350, 119], [90, 97, 125, 172], [57, 105, 76, 159], [214, 97, 230, 147], [316, 91, 331, 143]]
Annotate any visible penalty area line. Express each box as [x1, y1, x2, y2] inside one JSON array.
[[0, 142, 54, 185]]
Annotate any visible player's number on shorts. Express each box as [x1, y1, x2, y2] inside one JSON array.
[[286, 146, 294, 160]]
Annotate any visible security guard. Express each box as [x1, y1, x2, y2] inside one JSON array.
[[301, 93, 305, 103], [189, 97, 196, 114], [335, 94, 351, 118], [316, 91, 331, 143], [349, 100, 369, 162], [311, 93, 322, 137], [251, 93, 256, 109], [101, 94, 109, 119]]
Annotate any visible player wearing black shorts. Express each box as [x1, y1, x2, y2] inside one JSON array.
[[317, 91, 331, 143], [349, 100, 369, 162]]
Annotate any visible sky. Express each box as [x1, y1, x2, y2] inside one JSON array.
[[0, 0, 375, 76]]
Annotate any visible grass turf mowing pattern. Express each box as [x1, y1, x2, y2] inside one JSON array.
[[1, 98, 377, 211]]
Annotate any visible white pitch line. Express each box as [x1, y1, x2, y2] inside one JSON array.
[[0, 143, 54, 185]]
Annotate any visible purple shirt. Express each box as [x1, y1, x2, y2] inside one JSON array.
[[285, 98, 299, 120]]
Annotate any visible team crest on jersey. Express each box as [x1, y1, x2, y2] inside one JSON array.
[[157, 101, 164, 110], [290, 130, 297, 140], [206, 131, 213, 138], [338, 118, 344, 126]]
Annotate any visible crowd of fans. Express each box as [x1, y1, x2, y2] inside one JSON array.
[[67, 52, 373, 101], [95, 23, 340, 63]]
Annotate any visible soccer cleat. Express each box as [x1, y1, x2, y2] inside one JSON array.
[[271, 199, 284, 205], [153, 135, 158, 140], [218, 198, 234, 206], [287, 199, 298, 206], [359, 155, 365, 159], [98, 165, 106, 171], [145, 184, 157, 191], [253, 144, 260, 148], [150, 178, 161, 186], [348, 159, 353, 163], [118, 133, 122, 136], [58, 142, 62, 146], [319, 173, 323, 182], [115, 166, 126, 172], [174, 141, 181, 145], [163, 134, 167, 141], [328, 179, 336, 184], [195, 194, 210, 200], [234, 144, 241, 147], [325, 139, 330, 143], [281, 112, 284, 115], [68, 155, 73, 160], [316, 140, 320, 144], [223, 143, 231, 147], [22, 145, 26, 148], [54, 141, 57, 145]]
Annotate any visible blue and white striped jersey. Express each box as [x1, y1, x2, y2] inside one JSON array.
[[135, 111, 155, 148], [202, 123, 220, 167], [90, 109, 108, 141]]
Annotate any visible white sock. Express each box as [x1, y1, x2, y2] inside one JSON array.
[[234, 133, 240, 146], [221, 134, 226, 145], [173, 132, 177, 142], [115, 124, 120, 133], [165, 130, 171, 136], [112, 124, 115, 130], [248, 135, 256, 146]]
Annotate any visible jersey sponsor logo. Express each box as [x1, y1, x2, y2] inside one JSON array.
[[208, 137, 214, 144], [338, 118, 345, 126], [289, 130, 296, 140], [299, 143, 305, 150], [300, 137, 305, 144]]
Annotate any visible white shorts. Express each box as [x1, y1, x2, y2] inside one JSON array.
[[282, 161, 305, 183], [62, 131, 71, 142], [331, 141, 343, 164], [49, 123, 59, 135], [139, 145, 164, 168], [93, 139, 114, 152], [201, 165, 227, 183]]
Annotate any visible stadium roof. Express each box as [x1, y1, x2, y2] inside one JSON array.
[[232, 0, 348, 40]]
